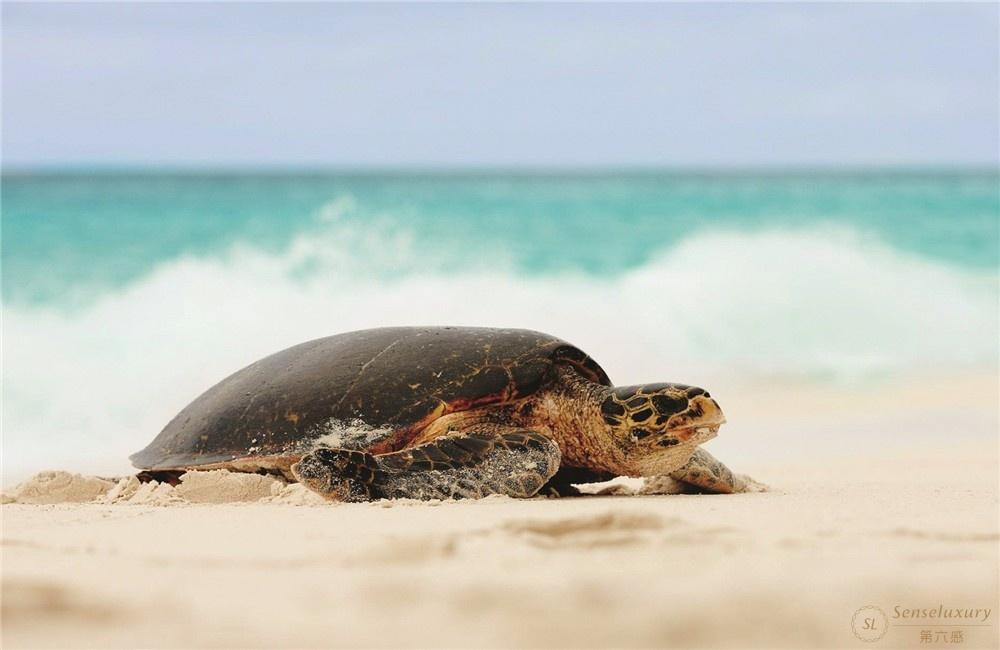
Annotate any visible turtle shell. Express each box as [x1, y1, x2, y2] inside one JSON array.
[[131, 327, 610, 470]]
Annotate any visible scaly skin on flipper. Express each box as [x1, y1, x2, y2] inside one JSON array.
[[290, 448, 385, 501], [668, 448, 766, 493], [292, 429, 560, 502]]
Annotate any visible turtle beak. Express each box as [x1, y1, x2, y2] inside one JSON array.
[[679, 394, 725, 428]]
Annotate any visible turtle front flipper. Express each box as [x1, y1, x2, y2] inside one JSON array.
[[292, 430, 561, 502], [666, 448, 767, 494], [291, 448, 386, 502]]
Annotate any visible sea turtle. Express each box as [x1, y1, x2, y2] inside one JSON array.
[[132, 327, 761, 501]]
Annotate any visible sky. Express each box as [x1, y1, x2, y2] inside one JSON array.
[[2, 2, 998, 168]]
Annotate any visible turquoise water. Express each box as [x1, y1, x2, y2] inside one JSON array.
[[3, 171, 997, 306]]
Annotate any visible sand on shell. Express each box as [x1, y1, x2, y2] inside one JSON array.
[[2, 374, 998, 649]]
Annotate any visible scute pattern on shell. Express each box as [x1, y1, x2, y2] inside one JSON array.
[[131, 327, 610, 470]]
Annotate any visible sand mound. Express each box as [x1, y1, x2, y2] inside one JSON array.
[[1, 471, 115, 504], [174, 470, 283, 503], [3, 469, 328, 506]]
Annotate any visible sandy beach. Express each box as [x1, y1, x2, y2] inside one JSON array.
[[5, 3, 998, 648], [3, 375, 998, 649]]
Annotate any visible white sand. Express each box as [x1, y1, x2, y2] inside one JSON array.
[[3, 375, 998, 649]]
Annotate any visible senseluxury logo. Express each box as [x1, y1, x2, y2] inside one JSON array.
[[853, 605, 889, 642], [853, 603, 995, 644]]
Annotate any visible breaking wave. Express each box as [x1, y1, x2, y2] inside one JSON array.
[[3, 222, 997, 478]]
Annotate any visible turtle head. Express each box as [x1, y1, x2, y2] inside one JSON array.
[[600, 383, 725, 475]]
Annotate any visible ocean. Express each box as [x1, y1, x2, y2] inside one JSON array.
[[2, 170, 998, 477]]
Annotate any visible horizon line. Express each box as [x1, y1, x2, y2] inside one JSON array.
[[3, 162, 998, 177]]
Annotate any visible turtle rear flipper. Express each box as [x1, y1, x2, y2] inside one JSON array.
[[291, 430, 560, 502]]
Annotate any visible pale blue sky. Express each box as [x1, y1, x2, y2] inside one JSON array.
[[3, 2, 998, 167]]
